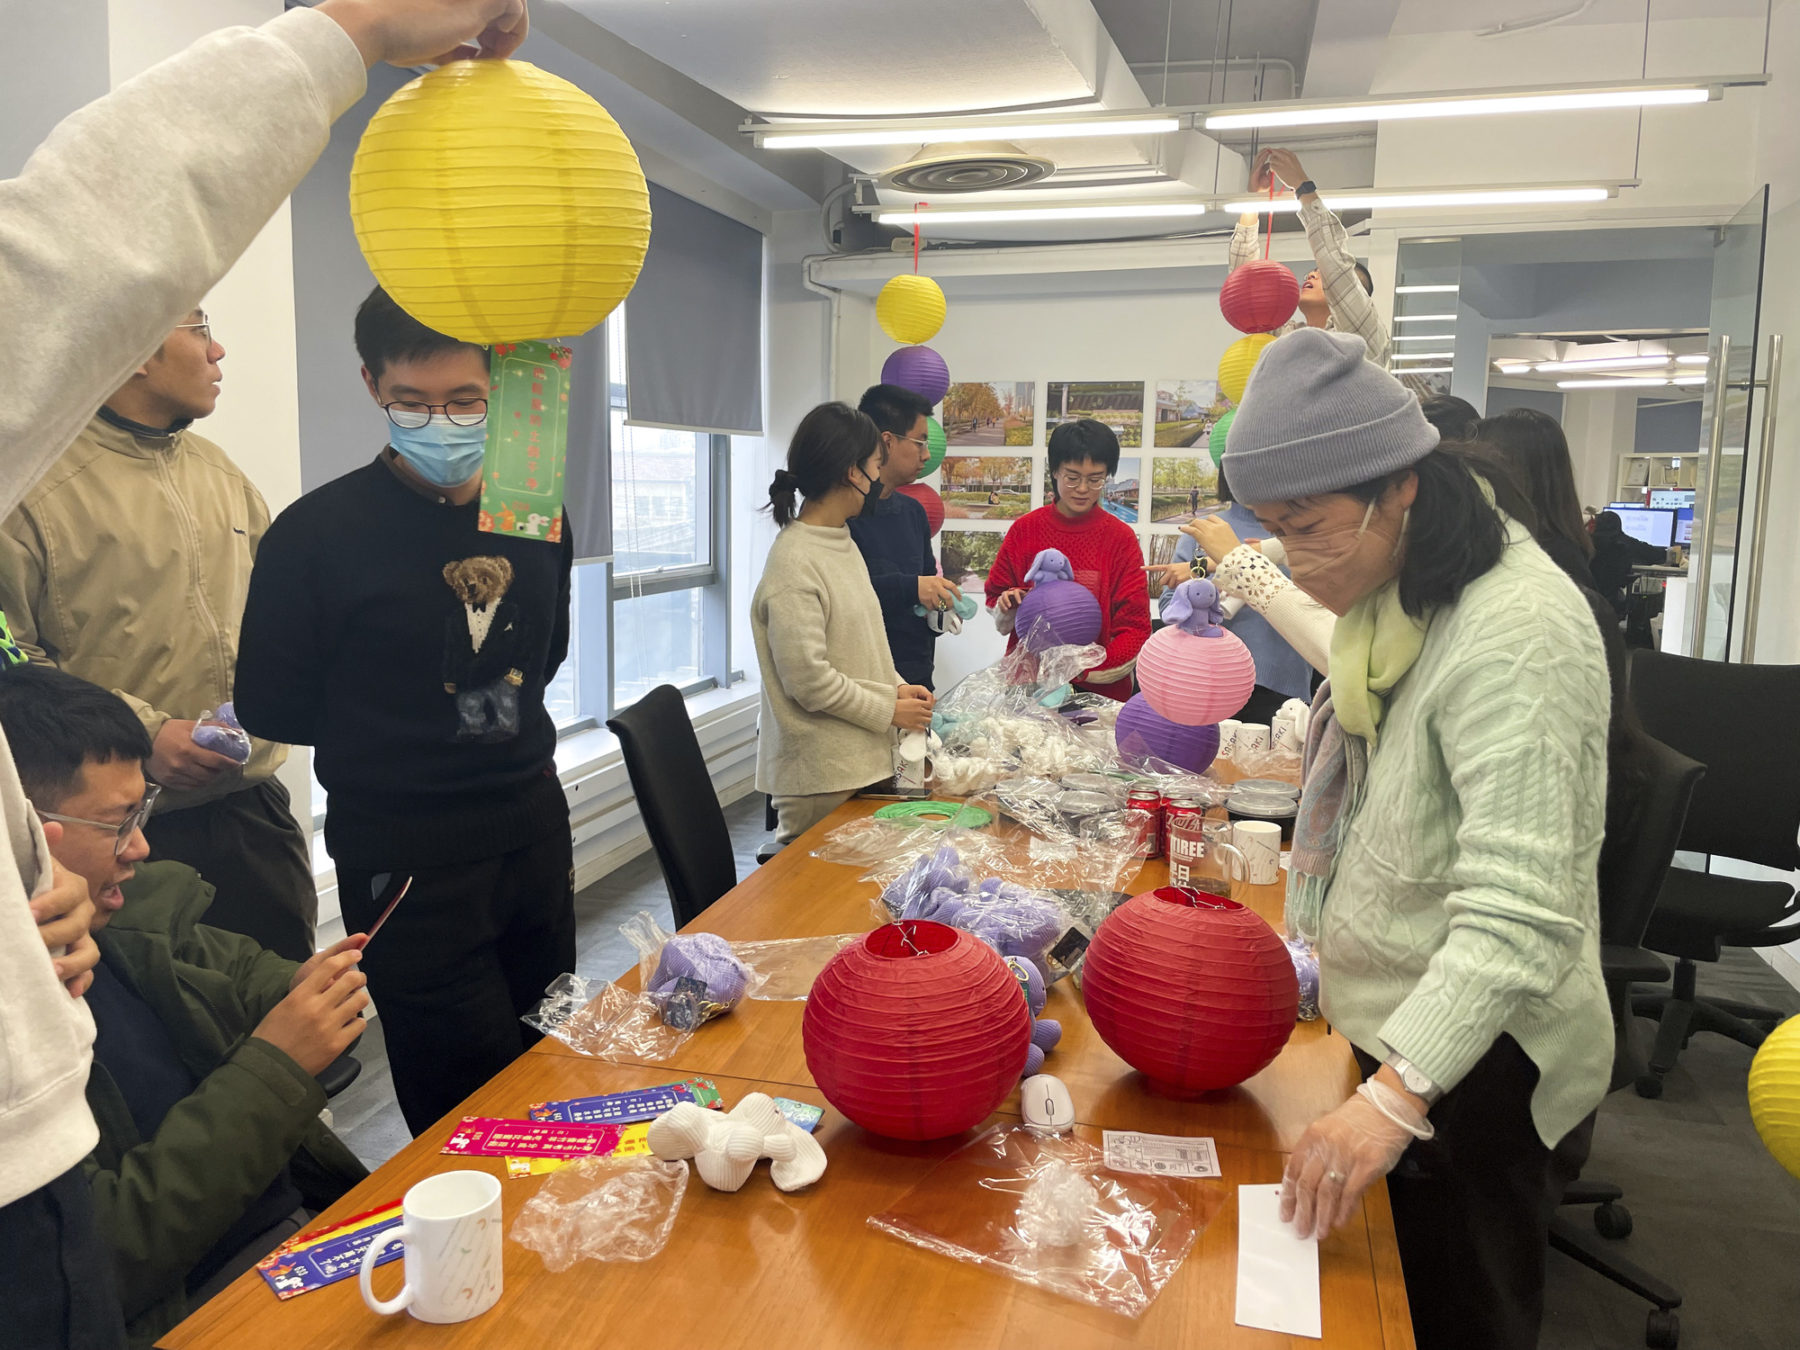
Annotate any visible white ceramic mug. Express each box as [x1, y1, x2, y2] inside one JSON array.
[[1216, 719, 1242, 760], [359, 1170, 503, 1324], [1236, 723, 1271, 758], [1232, 820, 1283, 886]]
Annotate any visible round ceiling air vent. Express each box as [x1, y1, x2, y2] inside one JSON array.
[[878, 142, 1055, 194]]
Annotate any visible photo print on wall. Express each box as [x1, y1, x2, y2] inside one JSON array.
[[943, 381, 1037, 447]]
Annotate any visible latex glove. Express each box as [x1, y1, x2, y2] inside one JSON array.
[[1180, 515, 1245, 568], [1281, 1080, 1431, 1239]]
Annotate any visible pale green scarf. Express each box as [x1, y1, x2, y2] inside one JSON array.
[[1327, 580, 1428, 746]]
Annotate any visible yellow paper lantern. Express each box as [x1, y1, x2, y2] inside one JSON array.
[[877, 274, 947, 345], [1218, 332, 1277, 405], [1750, 1013, 1800, 1180], [349, 60, 651, 344]]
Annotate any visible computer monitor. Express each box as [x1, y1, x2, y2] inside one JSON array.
[[1608, 506, 1676, 549], [1650, 489, 1694, 509], [1675, 507, 1694, 546]]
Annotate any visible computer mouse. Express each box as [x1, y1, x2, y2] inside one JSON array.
[[1021, 1074, 1076, 1134]]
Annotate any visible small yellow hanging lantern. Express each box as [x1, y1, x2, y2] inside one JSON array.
[[349, 60, 651, 343], [877, 274, 947, 345], [1218, 332, 1277, 405]]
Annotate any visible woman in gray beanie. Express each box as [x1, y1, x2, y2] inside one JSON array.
[[1223, 328, 1611, 1350]]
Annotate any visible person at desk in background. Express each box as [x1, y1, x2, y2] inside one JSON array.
[[0, 3, 528, 1344], [1588, 510, 1670, 614], [753, 404, 933, 846], [234, 286, 574, 1139], [0, 308, 319, 963], [1224, 329, 1611, 1350], [986, 420, 1150, 700], [1230, 147, 1390, 367], [1145, 457, 1323, 720], [849, 384, 957, 690], [0, 666, 368, 1349]]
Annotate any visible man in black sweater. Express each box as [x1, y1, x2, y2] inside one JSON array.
[[235, 288, 575, 1137], [850, 384, 961, 690]]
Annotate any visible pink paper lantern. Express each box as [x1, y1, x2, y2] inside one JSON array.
[[1137, 624, 1255, 727], [1219, 259, 1300, 335], [1115, 694, 1220, 773], [897, 482, 945, 537], [881, 345, 950, 407]]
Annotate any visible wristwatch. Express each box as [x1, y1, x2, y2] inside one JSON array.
[[1295, 179, 1317, 198], [1383, 1050, 1443, 1105]]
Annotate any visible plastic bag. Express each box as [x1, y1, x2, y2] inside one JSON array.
[[623, 912, 766, 1031], [869, 1126, 1199, 1318], [192, 703, 251, 764], [733, 934, 859, 1001], [522, 973, 689, 1063], [510, 1155, 688, 1269]]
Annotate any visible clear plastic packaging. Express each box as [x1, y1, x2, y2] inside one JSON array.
[[509, 1155, 688, 1269], [522, 973, 688, 1063], [733, 933, 859, 1001], [868, 1126, 1199, 1318], [624, 912, 766, 1030], [192, 703, 251, 764]]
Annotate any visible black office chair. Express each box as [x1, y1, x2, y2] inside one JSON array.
[[607, 684, 738, 928], [1624, 651, 1800, 1097], [1550, 732, 1704, 1350], [316, 1043, 362, 1098]]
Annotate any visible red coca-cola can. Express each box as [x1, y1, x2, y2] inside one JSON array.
[[1126, 788, 1163, 858], [1166, 808, 1207, 889], [1161, 793, 1203, 863]]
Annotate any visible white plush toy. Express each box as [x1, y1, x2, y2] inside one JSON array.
[[646, 1094, 827, 1193]]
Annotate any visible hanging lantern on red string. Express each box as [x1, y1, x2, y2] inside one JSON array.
[[1014, 547, 1102, 651], [921, 416, 947, 477], [804, 920, 1030, 1140], [898, 482, 945, 537], [1136, 578, 1255, 726], [1082, 887, 1299, 1097], [882, 345, 951, 407], [1115, 694, 1220, 773], [877, 274, 946, 344], [1220, 260, 1300, 335], [1218, 332, 1276, 405], [1208, 408, 1235, 469]]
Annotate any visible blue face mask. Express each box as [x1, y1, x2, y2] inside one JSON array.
[[389, 416, 489, 488]]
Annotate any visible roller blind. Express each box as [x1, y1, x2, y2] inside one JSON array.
[[624, 184, 764, 435]]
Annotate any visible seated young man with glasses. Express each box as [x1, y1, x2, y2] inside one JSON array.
[[235, 285, 575, 1138], [985, 419, 1150, 700], [0, 665, 368, 1347], [0, 308, 320, 964]]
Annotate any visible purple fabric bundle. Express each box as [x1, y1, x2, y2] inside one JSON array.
[[650, 932, 751, 1009]]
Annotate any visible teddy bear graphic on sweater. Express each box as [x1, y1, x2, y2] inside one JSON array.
[[442, 555, 533, 743]]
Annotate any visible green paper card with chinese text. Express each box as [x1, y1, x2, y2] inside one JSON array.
[[479, 340, 570, 544]]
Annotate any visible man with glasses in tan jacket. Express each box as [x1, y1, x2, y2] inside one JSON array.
[[0, 309, 318, 962]]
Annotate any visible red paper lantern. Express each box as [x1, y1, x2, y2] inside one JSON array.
[[804, 920, 1030, 1140], [1220, 259, 1300, 335], [897, 482, 945, 537], [1081, 887, 1299, 1097]]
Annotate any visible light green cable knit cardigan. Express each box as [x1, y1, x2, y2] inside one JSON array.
[[1318, 522, 1613, 1148]]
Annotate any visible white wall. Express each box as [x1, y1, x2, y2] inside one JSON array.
[[1560, 389, 1640, 512]]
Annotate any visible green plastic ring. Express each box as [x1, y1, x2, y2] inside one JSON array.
[[873, 800, 993, 828]]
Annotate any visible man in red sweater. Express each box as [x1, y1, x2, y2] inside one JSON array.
[[986, 420, 1150, 699]]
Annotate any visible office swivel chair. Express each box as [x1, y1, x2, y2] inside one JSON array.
[[1550, 732, 1704, 1350], [1623, 651, 1800, 1097], [608, 683, 738, 927]]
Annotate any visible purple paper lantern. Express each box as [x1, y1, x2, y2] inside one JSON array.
[[1016, 580, 1101, 652], [1114, 694, 1221, 773], [881, 344, 950, 406]]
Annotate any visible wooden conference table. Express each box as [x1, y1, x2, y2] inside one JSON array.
[[161, 799, 1414, 1350]]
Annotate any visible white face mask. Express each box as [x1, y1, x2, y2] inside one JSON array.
[[1281, 499, 1407, 615]]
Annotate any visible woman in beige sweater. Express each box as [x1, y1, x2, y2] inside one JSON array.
[[753, 404, 935, 845]]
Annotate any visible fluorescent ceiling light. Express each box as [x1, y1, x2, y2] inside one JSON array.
[[1495, 362, 1533, 374], [1396, 284, 1460, 293], [1671, 375, 1709, 385], [1393, 333, 1458, 342], [1392, 366, 1453, 374], [1557, 377, 1671, 389], [1203, 79, 1721, 131], [756, 114, 1181, 150], [1393, 313, 1458, 323], [876, 201, 1210, 226], [1392, 351, 1455, 360], [1534, 354, 1674, 372], [1222, 186, 1613, 213], [1675, 353, 1710, 365]]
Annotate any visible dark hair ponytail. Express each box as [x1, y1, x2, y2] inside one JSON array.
[[1341, 446, 1507, 619], [765, 402, 882, 527]]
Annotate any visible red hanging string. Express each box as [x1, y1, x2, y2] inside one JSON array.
[[1264, 175, 1275, 260], [913, 202, 926, 272]]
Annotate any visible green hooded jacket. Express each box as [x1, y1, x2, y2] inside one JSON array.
[[84, 861, 366, 1347]]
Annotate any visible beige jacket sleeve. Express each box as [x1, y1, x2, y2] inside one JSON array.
[[760, 586, 897, 736], [1212, 544, 1335, 676], [0, 8, 365, 519]]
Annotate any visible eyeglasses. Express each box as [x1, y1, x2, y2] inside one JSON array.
[[173, 314, 212, 346], [381, 399, 489, 430], [1056, 470, 1109, 490], [35, 785, 161, 858], [892, 434, 929, 450]]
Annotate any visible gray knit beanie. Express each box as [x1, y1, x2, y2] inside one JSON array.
[[1222, 328, 1440, 503]]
